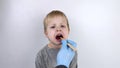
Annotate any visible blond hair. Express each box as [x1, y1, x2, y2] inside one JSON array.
[[43, 10, 70, 32]]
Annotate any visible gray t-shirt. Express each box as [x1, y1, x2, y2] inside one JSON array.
[[35, 45, 77, 68]]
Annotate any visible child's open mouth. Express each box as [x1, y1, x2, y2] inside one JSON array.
[[55, 34, 63, 41]]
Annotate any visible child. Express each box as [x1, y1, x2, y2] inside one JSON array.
[[35, 10, 77, 68]]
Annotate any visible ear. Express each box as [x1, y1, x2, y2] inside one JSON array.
[[44, 31, 48, 37]]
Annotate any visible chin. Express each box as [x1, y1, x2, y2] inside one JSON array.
[[55, 42, 62, 45]]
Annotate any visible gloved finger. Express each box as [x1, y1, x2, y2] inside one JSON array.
[[61, 39, 67, 49], [68, 47, 75, 53], [68, 47, 75, 58], [67, 40, 77, 47]]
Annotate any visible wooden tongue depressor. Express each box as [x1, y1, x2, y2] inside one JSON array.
[[60, 37, 77, 51]]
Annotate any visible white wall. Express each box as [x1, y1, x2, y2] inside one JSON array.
[[0, 0, 120, 68]]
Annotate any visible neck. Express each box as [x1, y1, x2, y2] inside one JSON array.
[[48, 42, 61, 49]]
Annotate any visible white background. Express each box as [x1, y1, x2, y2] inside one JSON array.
[[0, 0, 120, 68]]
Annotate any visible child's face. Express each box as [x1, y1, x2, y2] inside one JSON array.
[[45, 16, 69, 46]]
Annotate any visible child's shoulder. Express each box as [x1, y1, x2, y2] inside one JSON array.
[[36, 45, 48, 56]]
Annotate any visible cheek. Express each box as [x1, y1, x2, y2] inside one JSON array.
[[63, 30, 69, 37], [64, 29, 69, 34], [46, 30, 55, 37]]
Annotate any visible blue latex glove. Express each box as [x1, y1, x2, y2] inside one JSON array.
[[57, 39, 77, 68]]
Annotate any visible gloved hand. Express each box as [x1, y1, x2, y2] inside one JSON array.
[[57, 39, 77, 68]]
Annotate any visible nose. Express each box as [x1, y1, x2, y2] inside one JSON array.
[[56, 27, 61, 31]]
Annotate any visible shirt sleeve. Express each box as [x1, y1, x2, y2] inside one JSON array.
[[35, 51, 47, 68], [69, 51, 78, 68]]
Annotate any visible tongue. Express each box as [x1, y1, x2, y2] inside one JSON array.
[[56, 35, 63, 41], [56, 36, 61, 40]]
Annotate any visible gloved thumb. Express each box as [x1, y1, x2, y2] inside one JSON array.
[[61, 39, 67, 49]]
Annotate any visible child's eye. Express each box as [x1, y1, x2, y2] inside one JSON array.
[[61, 25, 66, 28], [50, 26, 55, 28]]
